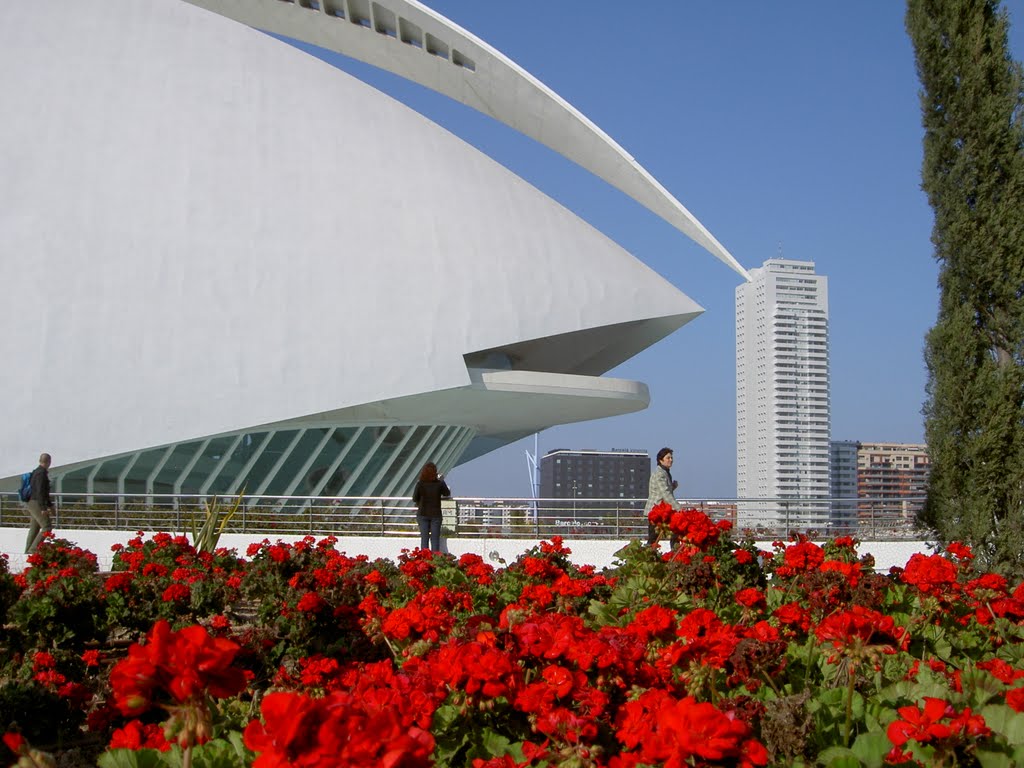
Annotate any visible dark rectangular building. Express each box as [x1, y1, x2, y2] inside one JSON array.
[[539, 449, 650, 500]]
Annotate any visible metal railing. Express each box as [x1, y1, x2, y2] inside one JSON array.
[[0, 493, 931, 541]]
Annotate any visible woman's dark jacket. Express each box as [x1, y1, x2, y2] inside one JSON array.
[[412, 479, 451, 519]]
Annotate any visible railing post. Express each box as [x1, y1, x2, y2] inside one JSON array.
[[380, 500, 386, 535]]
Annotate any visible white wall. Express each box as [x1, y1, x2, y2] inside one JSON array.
[[0, 527, 932, 575]]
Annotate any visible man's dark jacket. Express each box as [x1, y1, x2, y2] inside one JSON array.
[[29, 466, 51, 508]]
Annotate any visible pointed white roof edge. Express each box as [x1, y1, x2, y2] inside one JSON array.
[[182, 0, 751, 281]]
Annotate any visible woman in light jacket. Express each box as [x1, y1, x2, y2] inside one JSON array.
[[412, 461, 450, 551], [645, 447, 681, 546]]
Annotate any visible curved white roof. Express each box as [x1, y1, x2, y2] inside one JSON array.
[[183, 0, 750, 280], [0, 0, 702, 479]]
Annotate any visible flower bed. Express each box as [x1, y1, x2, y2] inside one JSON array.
[[2, 505, 1024, 768]]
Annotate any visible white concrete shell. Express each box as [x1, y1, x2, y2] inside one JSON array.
[[184, 0, 749, 280], [0, 0, 705, 495]]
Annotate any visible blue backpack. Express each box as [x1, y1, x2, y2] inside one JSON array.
[[18, 471, 32, 502]]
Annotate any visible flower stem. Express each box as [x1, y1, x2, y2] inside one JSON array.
[[844, 661, 857, 747]]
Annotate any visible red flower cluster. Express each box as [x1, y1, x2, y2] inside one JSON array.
[[887, 697, 989, 758], [815, 605, 909, 661], [900, 553, 960, 596], [647, 503, 731, 553], [109, 720, 172, 752], [614, 690, 768, 767], [773, 540, 825, 577], [431, 639, 519, 702], [458, 552, 496, 585], [378, 586, 473, 643], [17, 528, 1024, 768], [109, 619, 246, 716], [244, 688, 435, 768]]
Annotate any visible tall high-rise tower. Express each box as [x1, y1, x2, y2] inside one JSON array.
[[736, 259, 830, 528]]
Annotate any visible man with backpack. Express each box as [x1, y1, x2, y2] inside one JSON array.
[[24, 453, 54, 553]]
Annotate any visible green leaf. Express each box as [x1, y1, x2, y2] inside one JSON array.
[[480, 728, 513, 758], [976, 750, 1015, 768], [850, 730, 893, 768], [432, 703, 461, 731], [816, 746, 861, 767], [98, 749, 173, 768], [980, 704, 1024, 745], [850, 690, 866, 721], [191, 738, 250, 768]]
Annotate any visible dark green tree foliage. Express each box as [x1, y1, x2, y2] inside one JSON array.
[[907, 0, 1024, 574]]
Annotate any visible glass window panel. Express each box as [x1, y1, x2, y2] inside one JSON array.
[[150, 442, 202, 507], [180, 436, 238, 495], [345, 427, 404, 496], [58, 465, 92, 495], [152, 442, 204, 496], [263, 428, 329, 497], [238, 431, 298, 495], [299, 430, 352, 495], [368, 426, 426, 496], [306, 428, 357, 496], [206, 432, 268, 496], [93, 455, 133, 495], [335, 428, 378, 495], [124, 447, 172, 495]]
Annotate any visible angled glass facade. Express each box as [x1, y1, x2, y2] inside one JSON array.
[[53, 425, 476, 502]]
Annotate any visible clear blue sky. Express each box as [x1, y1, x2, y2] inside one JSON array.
[[287, 1, 1024, 499]]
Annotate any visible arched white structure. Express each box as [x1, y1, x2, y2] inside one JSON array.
[[184, 0, 750, 280], [0, 0, 714, 498]]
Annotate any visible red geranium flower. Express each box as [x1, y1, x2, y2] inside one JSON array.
[[109, 620, 246, 716], [2, 733, 25, 755], [735, 588, 766, 610], [887, 697, 989, 748], [161, 583, 190, 602], [901, 553, 960, 596], [109, 720, 172, 752]]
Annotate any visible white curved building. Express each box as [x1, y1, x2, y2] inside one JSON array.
[[0, 0, 736, 500]]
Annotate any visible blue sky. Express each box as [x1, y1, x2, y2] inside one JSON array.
[[289, 1, 1024, 499]]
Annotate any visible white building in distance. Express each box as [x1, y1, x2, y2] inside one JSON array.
[[736, 260, 830, 529]]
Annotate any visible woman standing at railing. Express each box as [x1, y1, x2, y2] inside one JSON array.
[[412, 461, 450, 552]]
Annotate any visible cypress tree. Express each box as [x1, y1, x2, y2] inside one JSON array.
[[906, 0, 1024, 574]]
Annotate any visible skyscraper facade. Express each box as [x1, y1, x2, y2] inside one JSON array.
[[736, 259, 830, 528]]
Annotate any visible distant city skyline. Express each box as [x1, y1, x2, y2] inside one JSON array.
[[291, 2, 1024, 499]]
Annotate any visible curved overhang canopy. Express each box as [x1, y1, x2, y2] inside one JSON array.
[[183, 0, 751, 281]]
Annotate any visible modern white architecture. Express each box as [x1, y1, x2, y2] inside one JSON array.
[[0, 1, 743, 501], [736, 260, 830, 527]]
